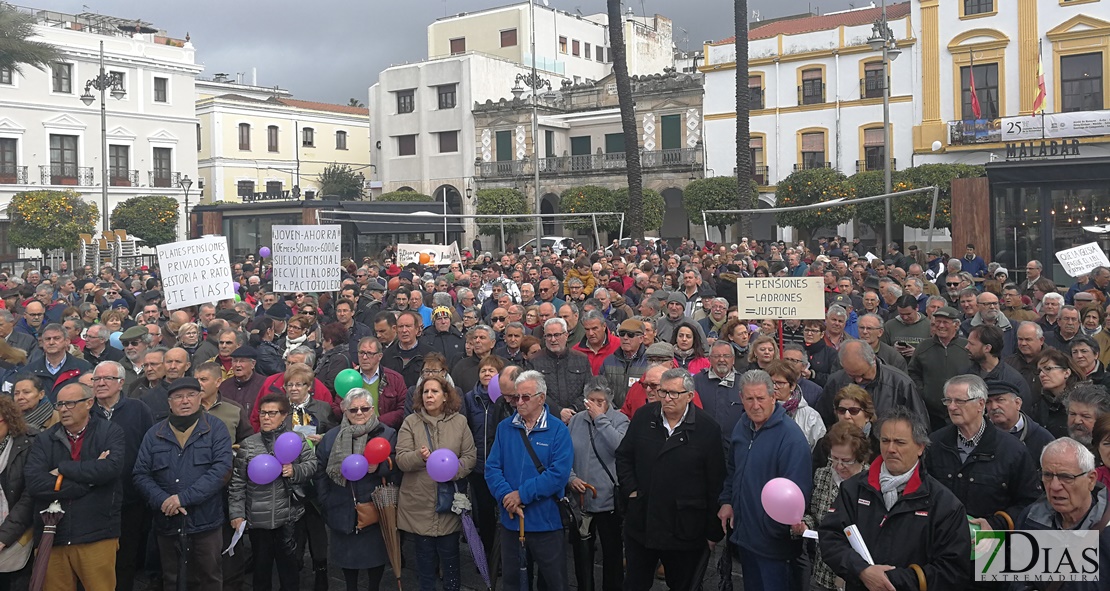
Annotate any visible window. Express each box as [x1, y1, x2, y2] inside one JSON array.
[[863, 128, 886, 171], [661, 114, 682, 150], [49, 134, 78, 181], [108, 145, 129, 185], [584, 43, 592, 60], [397, 90, 415, 114], [572, 40, 580, 57], [495, 130, 512, 161], [336, 130, 348, 150], [153, 77, 168, 102], [398, 135, 417, 156], [801, 69, 824, 104], [238, 123, 251, 150], [267, 125, 279, 152], [152, 148, 172, 187], [438, 131, 458, 153], [450, 38, 466, 55], [559, 36, 568, 54], [0, 139, 17, 180], [302, 127, 314, 147], [570, 136, 592, 156], [605, 133, 625, 154], [801, 132, 825, 169], [596, 46, 605, 62], [501, 29, 517, 48], [266, 181, 283, 196], [960, 63, 999, 120], [1061, 53, 1104, 112], [0, 67, 12, 85], [545, 130, 555, 158], [863, 62, 885, 99], [749, 76, 763, 109], [196, 123, 201, 151], [51, 63, 71, 93], [750, 137, 766, 184], [964, 0, 994, 15], [237, 180, 255, 198], [438, 84, 457, 109]]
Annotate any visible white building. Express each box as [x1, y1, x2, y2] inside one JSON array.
[[0, 7, 201, 253]]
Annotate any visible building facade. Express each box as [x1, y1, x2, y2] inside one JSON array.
[[0, 7, 201, 254]]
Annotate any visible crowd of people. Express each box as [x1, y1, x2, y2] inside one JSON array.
[[0, 235, 1106, 591]]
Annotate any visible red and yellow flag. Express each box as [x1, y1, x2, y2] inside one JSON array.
[[1032, 49, 1047, 113]]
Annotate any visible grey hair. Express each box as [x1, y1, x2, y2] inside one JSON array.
[[925, 295, 947, 308], [462, 306, 480, 319], [593, 288, 608, 299], [885, 285, 903, 298], [1065, 383, 1110, 414], [947, 259, 963, 272], [904, 277, 922, 289], [0, 309, 12, 323], [456, 287, 473, 300], [859, 313, 885, 327], [95, 360, 126, 380], [877, 406, 931, 446], [39, 323, 67, 339], [1017, 320, 1044, 339], [583, 375, 613, 402], [34, 283, 52, 294], [543, 317, 568, 333], [738, 369, 774, 395], [1027, 260, 1043, 270], [635, 316, 656, 330], [944, 374, 989, 402], [432, 292, 453, 308], [826, 304, 847, 320], [341, 388, 375, 413], [839, 339, 876, 367], [1042, 437, 1096, 473], [660, 367, 695, 392], [710, 340, 734, 355], [1043, 292, 1065, 305], [640, 298, 661, 314], [289, 345, 316, 366], [711, 297, 728, 308], [567, 277, 584, 288], [505, 321, 525, 333], [467, 324, 496, 342], [515, 370, 548, 395], [580, 309, 606, 326]]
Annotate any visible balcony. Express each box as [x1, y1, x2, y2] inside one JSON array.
[[749, 88, 765, 110], [855, 158, 897, 173], [149, 171, 181, 188], [751, 165, 769, 185], [109, 170, 139, 187], [798, 83, 826, 106], [477, 147, 701, 179], [794, 161, 831, 171], [0, 165, 27, 185], [40, 164, 94, 186]]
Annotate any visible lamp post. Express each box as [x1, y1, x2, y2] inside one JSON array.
[[512, 71, 551, 245], [178, 175, 193, 238], [80, 40, 126, 233], [867, 0, 901, 254]]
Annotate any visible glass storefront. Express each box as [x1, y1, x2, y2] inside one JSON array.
[[223, 214, 301, 259]]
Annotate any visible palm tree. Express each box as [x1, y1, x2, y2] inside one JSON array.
[[0, 2, 59, 74], [607, 0, 644, 242], [348, 98, 365, 108], [734, 0, 753, 239]]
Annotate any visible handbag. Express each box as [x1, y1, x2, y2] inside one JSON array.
[[588, 421, 621, 517], [0, 529, 31, 572], [425, 423, 467, 514], [518, 429, 575, 529], [353, 488, 379, 529]]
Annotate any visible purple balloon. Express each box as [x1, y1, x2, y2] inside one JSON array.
[[247, 454, 282, 485], [273, 432, 302, 465], [259, 246, 272, 258], [427, 449, 460, 483], [341, 454, 369, 482], [232, 281, 240, 291], [488, 375, 501, 402]]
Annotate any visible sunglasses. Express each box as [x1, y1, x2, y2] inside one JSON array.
[[946, 282, 961, 287], [491, 316, 507, 322], [503, 394, 536, 404], [347, 406, 374, 414], [836, 406, 865, 416], [618, 330, 643, 338], [303, 310, 316, 315], [122, 340, 141, 347]]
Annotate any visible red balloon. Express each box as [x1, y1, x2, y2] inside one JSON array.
[[388, 277, 401, 290], [364, 437, 392, 464]]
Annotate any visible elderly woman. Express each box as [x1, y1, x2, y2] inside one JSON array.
[[802, 319, 838, 386], [747, 335, 779, 371], [0, 395, 34, 588], [567, 377, 630, 591], [314, 388, 399, 591], [811, 384, 880, 473], [229, 393, 318, 591], [11, 375, 57, 432], [283, 314, 318, 361], [765, 360, 825, 450], [176, 322, 202, 356], [100, 308, 127, 334], [797, 422, 870, 591], [396, 376, 477, 591], [1080, 304, 1110, 365]]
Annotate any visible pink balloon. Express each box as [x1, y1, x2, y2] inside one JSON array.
[[488, 376, 501, 402], [761, 477, 805, 525], [273, 432, 302, 464]]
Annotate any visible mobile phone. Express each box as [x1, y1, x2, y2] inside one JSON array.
[[896, 341, 909, 348]]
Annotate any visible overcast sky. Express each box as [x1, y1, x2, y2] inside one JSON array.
[[36, 0, 858, 105]]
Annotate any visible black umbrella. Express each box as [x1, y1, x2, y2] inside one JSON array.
[[516, 514, 528, 591], [688, 543, 713, 591], [176, 512, 190, 591], [569, 484, 598, 591]]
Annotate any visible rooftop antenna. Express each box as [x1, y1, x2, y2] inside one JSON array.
[[679, 26, 689, 52], [752, 9, 760, 21]]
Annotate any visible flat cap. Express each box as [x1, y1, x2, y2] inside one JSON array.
[[166, 377, 202, 396], [231, 345, 258, 359]]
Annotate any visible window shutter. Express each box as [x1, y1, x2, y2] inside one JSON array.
[[863, 128, 885, 146], [801, 132, 824, 152]]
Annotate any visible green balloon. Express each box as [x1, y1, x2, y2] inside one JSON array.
[[335, 369, 363, 399]]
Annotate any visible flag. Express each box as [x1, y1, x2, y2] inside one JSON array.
[[1033, 44, 1047, 114], [969, 52, 982, 120]]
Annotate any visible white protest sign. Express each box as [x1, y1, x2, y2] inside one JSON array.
[[271, 225, 342, 293], [737, 276, 826, 320], [157, 236, 235, 310], [396, 243, 463, 266], [1056, 242, 1110, 277]]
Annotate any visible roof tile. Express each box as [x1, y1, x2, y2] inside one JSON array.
[[714, 2, 910, 44]]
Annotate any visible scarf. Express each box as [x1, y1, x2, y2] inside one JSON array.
[[878, 460, 918, 510], [781, 389, 802, 417], [283, 334, 308, 359], [709, 316, 728, 336], [23, 397, 54, 429], [168, 409, 202, 432], [327, 415, 380, 487], [1082, 325, 1103, 337]]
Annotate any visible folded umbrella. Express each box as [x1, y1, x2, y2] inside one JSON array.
[[28, 501, 64, 591], [460, 511, 491, 591]]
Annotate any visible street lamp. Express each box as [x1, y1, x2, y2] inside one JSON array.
[[178, 175, 193, 238], [867, 0, 900, 255], [513, 71, 551, 243], [80, 40, 126, 233]]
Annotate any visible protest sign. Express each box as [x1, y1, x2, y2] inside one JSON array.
[[157, 236, 235, 310], [1056, 242, 1110, 277], [271, 225, 342, 293], [737, 276, 826, 320], [396, 243, 463, 266]]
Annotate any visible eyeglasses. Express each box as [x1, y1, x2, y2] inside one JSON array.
[[55, 397, 90, 410], [1038, 366, 1067, 374], [617, 330, 643, 338], [258, 410, 286, 418], [772, 380, 791, 389], [941, 397, 977, 406], [544, 332, 567, 339], [828, 456, 858, 467], [803, 328, 822, 334], [502, 394, 536, 404], [836, 406, 865, 416], [640, 381, 660, 390], [122, 340, 142, 347], [286, 382, 310, 389], [169, 391, 201, 401], [658, 389, 688, 399], [358, 350, 381, 357], [1041, 470, 1089, 484], [347, 406, 374, 415], [491, 316, 507, 322], [422, 368, 447, 376], [977, 301, 1000, 307]]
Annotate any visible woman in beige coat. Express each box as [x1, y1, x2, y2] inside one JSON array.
[[396, 376, 477, 591]]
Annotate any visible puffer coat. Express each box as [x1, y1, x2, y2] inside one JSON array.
[[395, 409, 477, 537], [228, 425, 317, 530]]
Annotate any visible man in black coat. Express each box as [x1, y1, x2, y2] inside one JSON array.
[[817, 340, 926, 427], [419, 306, 464, 363], [529, 317, 592, 424], [984, 380, 1055, 469], [25, 323, 91, 402], [616, 368, 725, 591], [380, 310, 430, 389]]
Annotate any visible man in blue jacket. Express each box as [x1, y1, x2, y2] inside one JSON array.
[[133, 377, 233, 591], [718, 370, 813, 591], [484, 370, 573, 591]]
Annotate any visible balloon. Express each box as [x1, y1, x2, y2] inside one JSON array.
[[273, 432, 303, 464], [259, 246, 271, 258], [388, 277, 400, 290], [334, 369, 363, 399], [364, 437, 391, 464], [488, 375, 501, 402], [233, 281, 240, 291], [427, 449, 460, 483], [761, 478, 806, 525], [109, 331, 123, 350], [234, 294, 241, 302], [341, 454, 369, 481], [248, 454, 282, 485], [419, 253, 432, 265]]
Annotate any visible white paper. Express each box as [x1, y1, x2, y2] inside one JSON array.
[[157, 237, 235, 310], [293, 424, 317, 437], [222, 521, 246, 556], [864, 252, 878, 263], [1055, 242, 1110, 277], [802, 529, 819, 540], [271, 225, 342, 293], [844, 524, 874, 565]]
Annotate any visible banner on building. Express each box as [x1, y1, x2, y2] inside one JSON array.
[[396, 243, 463, 266], [1003, 110, 1110, 141], [271, 225, 343, 293], [157, 236, 235, 310], [1056, 242, 1110, 278]]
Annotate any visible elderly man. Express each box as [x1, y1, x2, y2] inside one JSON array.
[[1038, 292, 1064, 332], [573, 309, 621, 375], [818, 339, 925, 427], [925, 375, 1040, 538], [1019, 260, 1044, 298], [127, 347, 167, 401], [119, 325, 151, 387], [985, 380, 1055, 469], [1007, 321, 1045, 398], [531, 317, 593, 423], [0, 308, 37, 356], [694, 341, 745, 451], [600, 318, 649, 409], [698, 297, 730, 343], [967, 324, 1031, 405], [1065, 383, 1110, 446], [718, 370, 812, 590], [618, 368, 725, 591], [1001, 283, 1038, 323], [494, 321, 527, 364], [451, 325, 499, 394], [484, 371, 573, 591], [26, 322, 92, 401], [217, 345, 267, 415], [558, 303, 586, 348], [420, 306, 464, 362], [961, 291, 1018, 356], [14, 299, 47, 339], [1045, 304, 1082, 355], [907, 307, 971, 432], [857, 312, 907, 372], [381, 310, 430, 389], [820, 407, 971, 590], [133, 377, 234, 591]]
